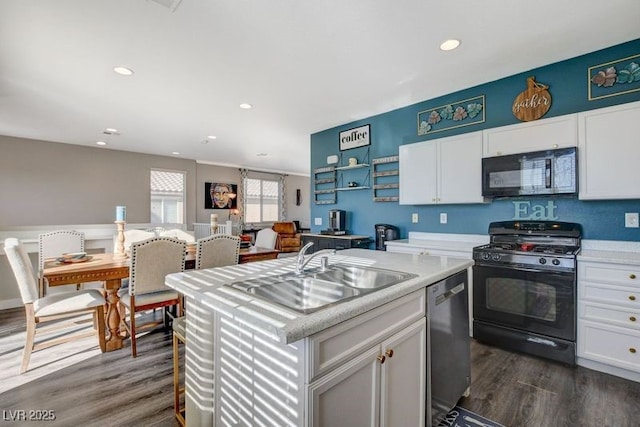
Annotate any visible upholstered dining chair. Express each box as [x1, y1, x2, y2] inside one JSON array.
[[5, 238, 106, 374], [118, 237, 186, 357], [38, 230, 85, 297], [159, 228, 196, 244], [254, 228, 278, 250], [196, 234, 241, 270]]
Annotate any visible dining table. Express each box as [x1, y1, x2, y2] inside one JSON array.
[[43, 253, 129, 352], [43, 247, 280, 352]]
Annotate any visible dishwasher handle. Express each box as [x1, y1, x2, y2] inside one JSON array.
[[434, 282, 465, 306]]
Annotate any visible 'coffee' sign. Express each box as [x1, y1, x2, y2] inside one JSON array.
[[512, 76, 552, 122], [339, 124, 370, 151]]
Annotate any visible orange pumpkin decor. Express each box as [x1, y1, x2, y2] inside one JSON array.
[[512, 76, 552, 121]]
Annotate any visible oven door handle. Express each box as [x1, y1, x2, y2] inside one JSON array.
[[475, 263, 573, 275]]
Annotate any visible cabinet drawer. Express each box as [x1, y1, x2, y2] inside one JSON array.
[[580, 281, 640, 307], [578, 320, 640, 372], [580, 262, 640, 286], [579, 301, 640, 330], [306, 289, 426, 382]]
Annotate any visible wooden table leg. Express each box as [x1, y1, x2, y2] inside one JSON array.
[[104, 278, 124, 351]]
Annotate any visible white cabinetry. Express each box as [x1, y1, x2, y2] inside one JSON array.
[[306, 290, 426, 427], [578, 100, 640, 200], [577, 260, 640, 381], [482, 113, 577, 157], [308, 318, 427, 427], [399, 131, 484, 205]]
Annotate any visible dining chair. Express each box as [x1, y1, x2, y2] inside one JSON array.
[[118, 237, 186, 357], [38, 230, 85, 297], [4, 238, 106, 374], [196, 234, 241, 270], [122, 229, 156, 253], [172, 316, 187, 426], [254, 228, 278, 250]]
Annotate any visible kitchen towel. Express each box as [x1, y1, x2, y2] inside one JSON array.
[[438, 406, 506, 427]]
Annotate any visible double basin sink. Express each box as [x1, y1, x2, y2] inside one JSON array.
[[227, 263, 417, 314]]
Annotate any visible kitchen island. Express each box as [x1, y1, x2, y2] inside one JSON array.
[[165, 249, 473, 427]]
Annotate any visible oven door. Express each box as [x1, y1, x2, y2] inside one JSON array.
[[473, 263, 575, 341]]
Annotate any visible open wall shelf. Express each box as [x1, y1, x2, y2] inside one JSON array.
[[372, 155, 399, 202]]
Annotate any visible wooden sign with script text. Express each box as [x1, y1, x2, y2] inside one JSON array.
[[512, 76, 552, 121]]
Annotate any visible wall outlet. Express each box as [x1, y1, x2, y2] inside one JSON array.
[[314, 217, 322, 226], [625, 212, 639, 228], [412, 213, 419, 223], [440, 213, 448, 224]]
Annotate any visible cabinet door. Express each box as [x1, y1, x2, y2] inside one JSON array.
[[380, 318, 427, 427], [438, 131, 484, 204], [578, 101, 640, 200], [400, 141, 437, 204], [307, 345, 380, 427], [482, 113, 577, 157]]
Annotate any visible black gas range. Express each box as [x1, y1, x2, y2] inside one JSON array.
[[472, 221, 582, 365]]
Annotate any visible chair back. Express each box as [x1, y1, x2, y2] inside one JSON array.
[[159, 228, 196, 243], [196, 235, 241, 269], [4, 238, 39, 304], [38, 230, 84, 274], [254, 228, 277, 249], [129, 237, 186, 296]]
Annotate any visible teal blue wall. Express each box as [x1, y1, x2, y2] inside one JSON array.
[[310, 39, 640, 242]]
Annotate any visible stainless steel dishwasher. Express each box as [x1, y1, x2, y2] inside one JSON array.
[[427, 269, 471, 427]]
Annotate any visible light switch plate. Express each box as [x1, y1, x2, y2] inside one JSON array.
[[625, 212, 639, 228], [412, 213, 419, 223], [440, 213, 448, 224], [314, 217, 322, 226]]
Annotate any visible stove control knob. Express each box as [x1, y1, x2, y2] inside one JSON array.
[[492, 253, 501, 261], [482, 252, 491, 261], [539, 257, 547, 265], [552, 259, 560, 266]]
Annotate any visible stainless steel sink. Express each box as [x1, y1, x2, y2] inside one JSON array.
[[226, 264, 416, 314], [309, 264, 416, 290]]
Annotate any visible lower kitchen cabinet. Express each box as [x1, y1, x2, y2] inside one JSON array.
[[307, 318, 427, 427], [577, 260, 640, 380], [301, 233, 372, 253]]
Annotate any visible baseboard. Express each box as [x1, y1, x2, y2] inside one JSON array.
[[0, 298, 22, 310], [577, 357, 640, 382]]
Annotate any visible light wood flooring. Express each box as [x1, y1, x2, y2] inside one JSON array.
[[1, 307, 639, 427]]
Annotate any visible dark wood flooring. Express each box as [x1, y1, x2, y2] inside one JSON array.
[[1, 307, 639, 427]]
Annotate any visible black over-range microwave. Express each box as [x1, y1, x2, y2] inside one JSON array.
[[481, 147, 577, 198]]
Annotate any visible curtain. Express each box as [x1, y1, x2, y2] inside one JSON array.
[[239, 168, 248, 233], [280, 174, 287, 221]]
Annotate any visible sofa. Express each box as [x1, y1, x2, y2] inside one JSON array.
[[272, 222, 302, 253]]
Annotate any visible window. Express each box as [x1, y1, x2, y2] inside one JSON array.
[[245, 178, 279, 223], [150, 169, 185, 224]]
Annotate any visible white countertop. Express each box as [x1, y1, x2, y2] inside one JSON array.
[[578, 239, 640, 266], [165, 248, 472, 344], [385, 232, 489, 253]]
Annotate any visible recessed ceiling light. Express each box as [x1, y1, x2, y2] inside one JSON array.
[[207, 135, 217, 140], [96, 141, 107, 146], [440, 39, 461, 51], [113, 66, 134, 76], [105, 128, 118, 133], [239, 103, 253, 109], [172, 151, 180, 155], [256, 153, 268, 157]]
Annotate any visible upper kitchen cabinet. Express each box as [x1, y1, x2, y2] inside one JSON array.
[[400, 131, 484, 205], [483, 114, 578, 157], [578, 100, 640, 200]]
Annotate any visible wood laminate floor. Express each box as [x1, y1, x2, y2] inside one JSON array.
[[1, 307, 639, 427]]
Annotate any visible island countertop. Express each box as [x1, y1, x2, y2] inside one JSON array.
[[165, 248, 472, 344]]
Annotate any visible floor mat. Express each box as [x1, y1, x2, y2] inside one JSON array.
[[437, 406, 506, 427]]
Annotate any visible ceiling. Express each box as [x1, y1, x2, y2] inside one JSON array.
[[1, 1, 638, 176]]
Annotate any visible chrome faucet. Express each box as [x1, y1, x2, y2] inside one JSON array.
[[295, 242, 336, 274]]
